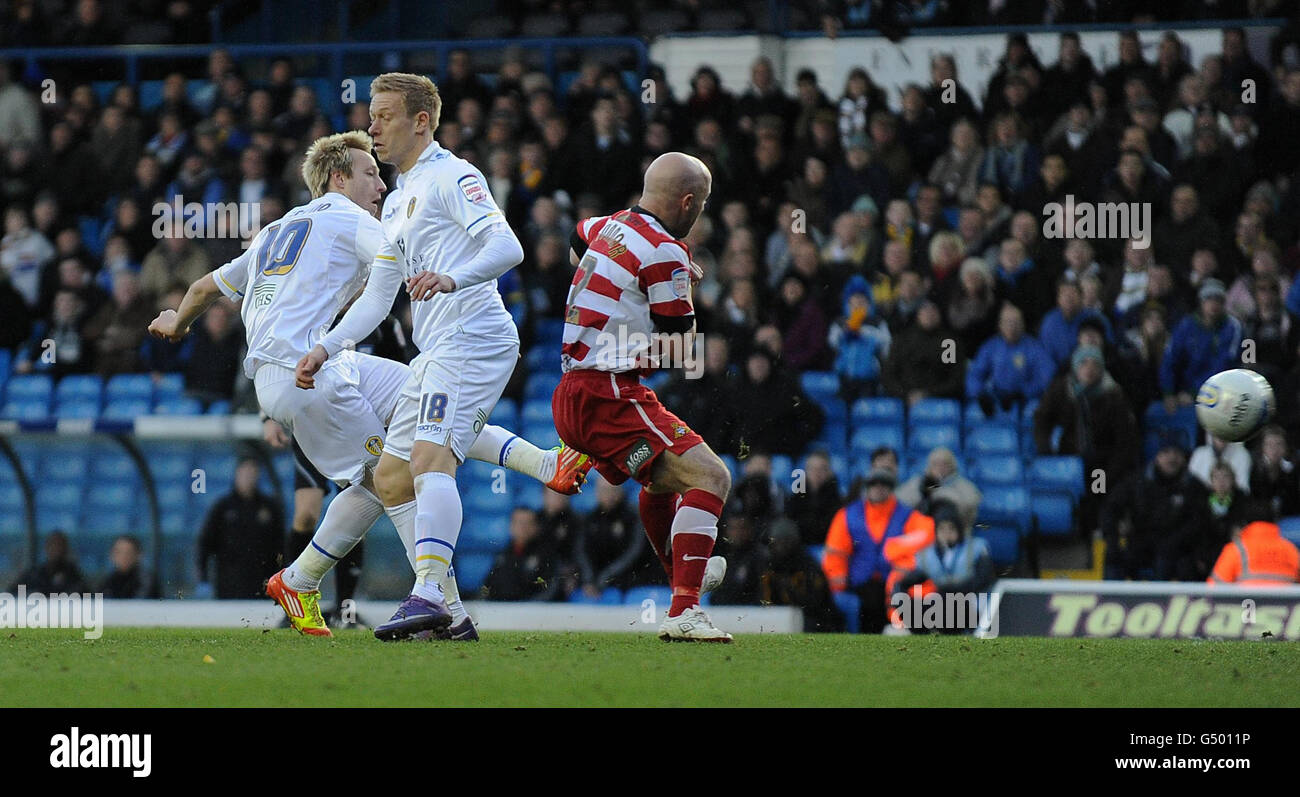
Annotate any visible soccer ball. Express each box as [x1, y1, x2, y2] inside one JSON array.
[[1195, 369, 1275, 442]]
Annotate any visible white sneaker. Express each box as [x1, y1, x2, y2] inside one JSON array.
[[700, 556, 726, 595], [657, 605, 733, 643]]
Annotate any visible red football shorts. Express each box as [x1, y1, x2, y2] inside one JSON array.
[[552, 369, 704, 486]]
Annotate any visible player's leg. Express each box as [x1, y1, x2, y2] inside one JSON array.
[[645, 442, 732, 617], [464, 424, 592, 495]]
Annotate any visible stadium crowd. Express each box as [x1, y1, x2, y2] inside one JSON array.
[[5, 7, 1300, 626]]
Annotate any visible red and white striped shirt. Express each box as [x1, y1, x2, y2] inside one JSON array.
[[561, 207, 695, 373]]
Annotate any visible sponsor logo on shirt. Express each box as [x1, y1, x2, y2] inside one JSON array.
[[671, 267, 690, 300], [407, 197, 418, 218], [625, 438, 655, 476], [365, 435, 384, 456], [458, 174, 489, 204]]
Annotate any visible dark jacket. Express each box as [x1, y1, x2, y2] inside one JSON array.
[[761, 546, 842, 632], [197, 490, 283, 599], [785, 476, 845, 547], [881, 321, 965, 400], [1034, 370, 1139, 481], [1101, 463, 1213, 581], [482, 534, 561, 602]]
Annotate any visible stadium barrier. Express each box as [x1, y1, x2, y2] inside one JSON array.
[[988, 579, 1300, 641], [86, 599, 804, 634]]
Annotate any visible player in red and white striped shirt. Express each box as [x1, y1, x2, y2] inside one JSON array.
[[552, 152, 735, 642]]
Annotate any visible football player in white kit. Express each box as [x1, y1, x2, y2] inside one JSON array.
[[149, 129, 590, 639], [296, 73, 547, 640]]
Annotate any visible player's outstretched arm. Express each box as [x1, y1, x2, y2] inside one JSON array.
[[147, 272, 222, 342]]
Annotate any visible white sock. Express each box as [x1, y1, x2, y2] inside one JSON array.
[[283, 485, 384, 592], [386, 499, 418, 570], [412, 471, 460, 602], [466, 424, 556, 483], [441, 566, 468, 624]]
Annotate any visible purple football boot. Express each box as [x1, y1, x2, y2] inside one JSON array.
[[373, 593, 453, 641]]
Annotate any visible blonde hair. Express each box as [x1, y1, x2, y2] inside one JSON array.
[[301, 130, 374, 198], [369, 72, 441, 131], [928, 230, 966, 266]]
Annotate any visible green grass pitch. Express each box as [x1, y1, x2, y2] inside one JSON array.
[[3, 629, 1298, 707]]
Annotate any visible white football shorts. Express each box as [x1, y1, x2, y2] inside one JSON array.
[[383, 327, 519, 464], [253, 349, 409, 485]]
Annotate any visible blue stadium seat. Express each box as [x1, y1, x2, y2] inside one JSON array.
[[102, 398, 152, 422], [1032, 494, 1075, 536], [1143, 404, 1200, 461], [5, 373, 52, 401], [1028, 456, 1085, 498], [206, 400, 232, 415], [524, 346, 554, 371], [851, 397, 904, 426], [464, 485, 509, 515], [800, 371, 839, 402], [975, 524, 1020, 567], [907, 423, 960, 456], [1279, 516, 1300, 546], [453, 552, 494, 593], [55, 374, 103, 404], [643, 371, 671, 392], [1, 398, 49, 422], [964, 400, 1018, 428], [154, 373, 185, 399], [535, 319, 565, 345], [901, 455, 929, 482], [964, 425, 1019, 456], [524, 372, 562, 401], [154, 396, 204, 416], [56, 398, 100, 420], [850, 425, 904, 455], [968, 454, 1024, 486], [976, 484, 1030, 533], [909, 398, 960, 425], [520, 400, 553, 426], [492, 398, 519, 430], [805, 544, 825, 563], [0, 348, 11, 389], [39, 440, 90, 482], [624, 585, 672, 607], [833, 591, 861, 633], [461, 513, 510, 554], [90, 450, 138, 481], [105, 373, 154, 403]]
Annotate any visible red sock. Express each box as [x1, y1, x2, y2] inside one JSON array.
[[639, 489, 677, 579], [669, 488, 723, 617]]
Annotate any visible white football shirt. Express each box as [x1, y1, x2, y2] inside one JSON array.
[[213, 192, 385, 376], [373, 140, 515, 350]]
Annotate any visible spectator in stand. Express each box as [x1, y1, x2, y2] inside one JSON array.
[[893, 500, 994, 633], [731, 347, 824, 457], [182, 300, 241, 407], [1239, 277, 1296, 388], [785, 450, 844, 547], [13, 289, 90, 377], [1102, 433, 1213, 581], [881, 299, 964, 406], [1227, 249, 1290, 322], [773, 272, 829, 371], [1189, 433, 1253, 494], [895, 447, 982, 533], [925, 230, 964, 307], [581, 477, 659, 596], [947, 256, 1000, 356], [823, 467, 934, 634], [1206, 499, 1300, 586], [978, 112, 1040, 204], [1159, 278, 1244, 412], [196, 458, 282, 599], [761, 518, 841, 632], [1202, 461, 1248, 576], [1034, 344, 1139, 530], [1249, 425, 1300, 519], [82, 271, 152, 378], [712, 507, 768, 606], [1152, 184, 1220, 276], [100, 534, 155, 599], [992, 237, 1050, 330], [538, 489, 590, 599], [482, 507, 560, 602], [928, 118, 983, 207], [966, 302, 1054, 417], [1038, 279, 1112, 371], [1, 206, 55, 310], [139, 234, 211, 304], [827, 274, 890, 400], [8, 531, 88, 594], [659, 336, 737, 456]]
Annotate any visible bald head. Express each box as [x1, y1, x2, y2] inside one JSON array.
[[639, 152, 712, 238]]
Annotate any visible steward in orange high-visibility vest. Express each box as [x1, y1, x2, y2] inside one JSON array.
[[823, 467, 934, 633], [1208, 501, 1300, 587]]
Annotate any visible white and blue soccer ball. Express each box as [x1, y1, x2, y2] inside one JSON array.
[[1195, 368, 1276, 443]]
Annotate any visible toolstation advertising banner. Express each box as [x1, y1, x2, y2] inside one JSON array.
[[988, 580, 1300, 640]]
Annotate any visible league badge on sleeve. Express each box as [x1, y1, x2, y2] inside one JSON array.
[[671, 267, 690, 300], [458, 174, 489, 204]]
